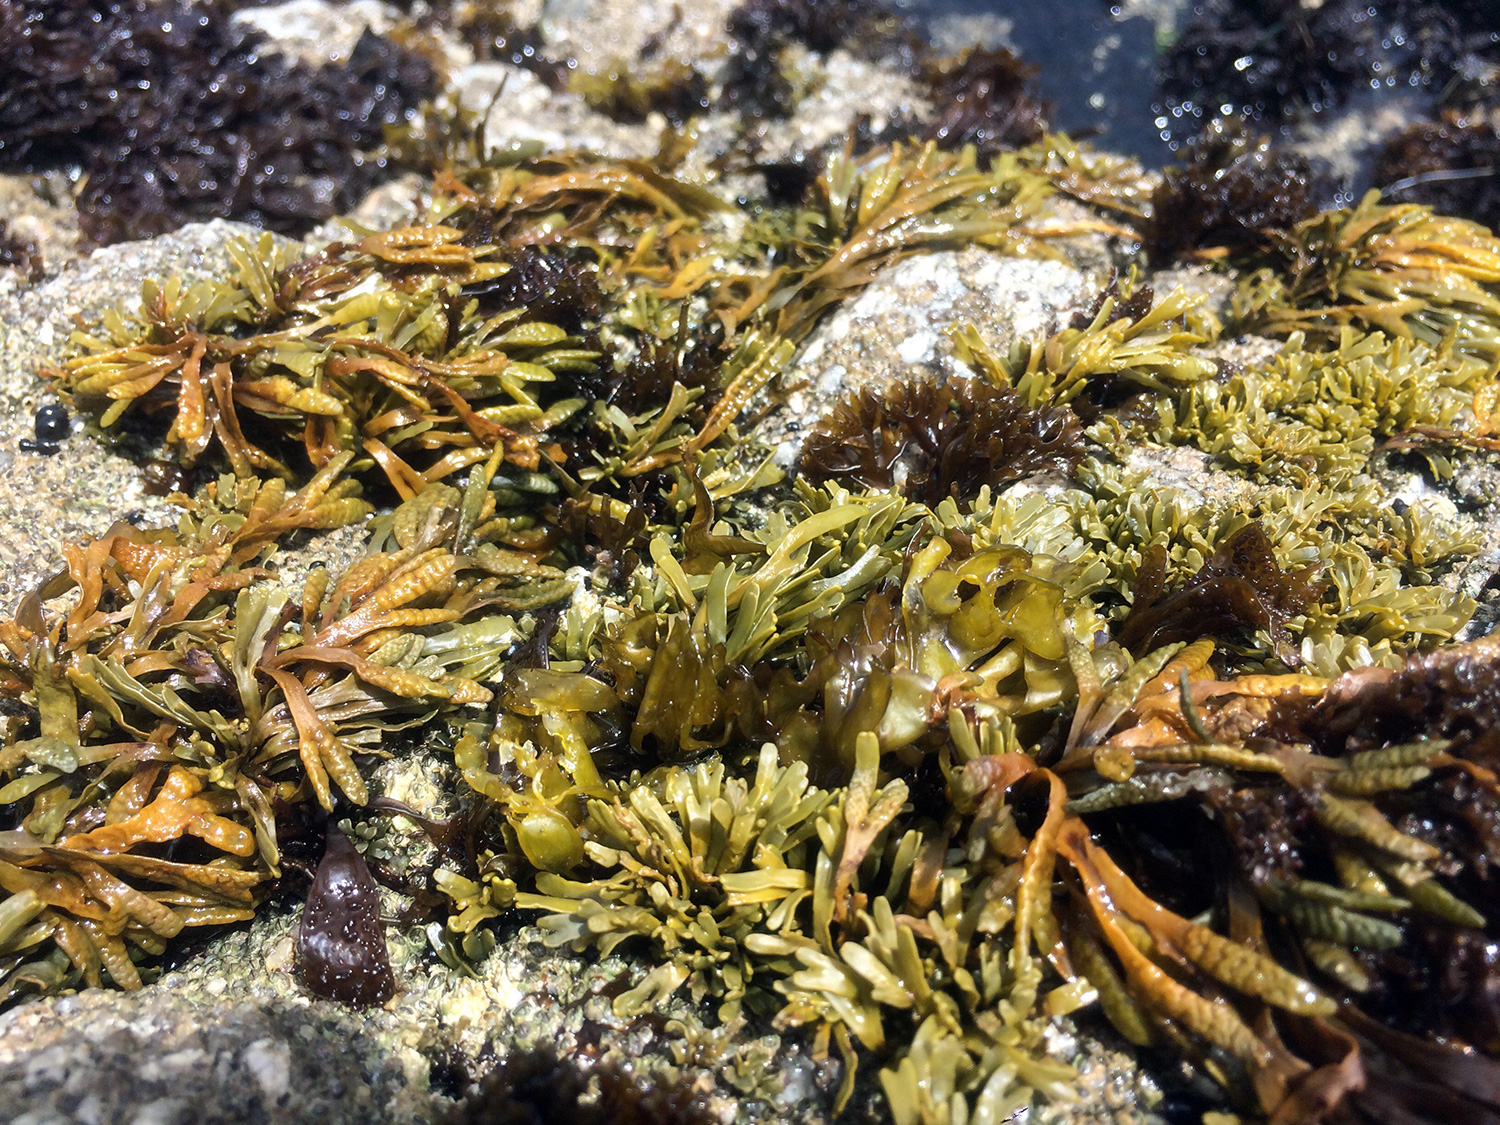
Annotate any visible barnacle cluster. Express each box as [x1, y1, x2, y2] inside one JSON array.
[[3, 38, 1500, 1124]]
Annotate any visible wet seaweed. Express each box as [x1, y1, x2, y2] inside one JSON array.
[[572, 59, 711, 128], [720, 0, 919, 119], [1055, 457, 1477, 673], [762, 141, 1052, 343], [0, 0, 437, 245], [55, 229, 598, 493], [1376, 112, 1500, 231], [447, 4, 570, 92], [1231, 190, 1500, 361], [468, 248, 604, 335], [444, 1043, 717, 1125], [798, 376, 1083, 505], [1069, 636, 1500, 1120], [5, 40, 1500, 1123], [1116, 523, 1327, 663], [1147, 120, 1318, 262], [0, 452, 558, 1001], [1156, 0, 1493, 140], [915, 46, 1049, 159], [954, 277, 1220, 414]]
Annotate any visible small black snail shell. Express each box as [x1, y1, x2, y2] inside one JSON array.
[[20, 402, 69, 455], [34, 402, 69, 443], [295, 826, 395, 1007]]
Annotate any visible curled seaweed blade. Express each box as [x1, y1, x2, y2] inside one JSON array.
[[829, 733, 908, 926]]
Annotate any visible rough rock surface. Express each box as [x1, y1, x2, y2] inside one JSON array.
[[766, 251, 1094, 462], [0, 221, 271, 600]]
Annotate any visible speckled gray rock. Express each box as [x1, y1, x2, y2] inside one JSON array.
[[0, 220, 297, 603], [0, 871, 837, 1125], [0, 902, 1161, 1125], [460, 62, 664, 161], [766, 249, 1094, 461], [539, 0, 737, 78], [0, 978, 426, 1125], [232, 0, 404, 65]]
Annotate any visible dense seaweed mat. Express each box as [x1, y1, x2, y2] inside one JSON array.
[[0, 0, 436, 245], [1156, 0, 1500, 142], [1376, 112, 1500, 233], [4, 89, 1500, 1122], [1145, 121, 1319, 264]]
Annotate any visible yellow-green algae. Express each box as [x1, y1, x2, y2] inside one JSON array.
[[0, 125, 1497, 1125]]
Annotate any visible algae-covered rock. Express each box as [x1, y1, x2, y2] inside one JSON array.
[[2, 3, 1500, 1125]]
